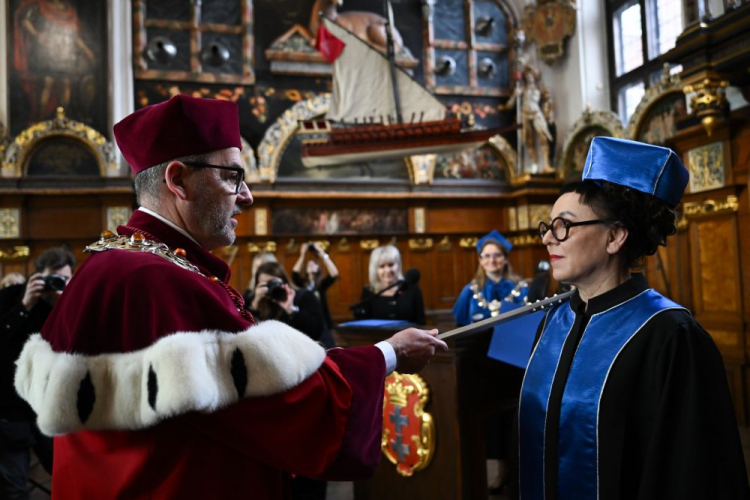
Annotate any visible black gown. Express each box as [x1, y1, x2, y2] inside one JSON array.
[[354, 284, 426, 325], [518, 274, 749, 500]]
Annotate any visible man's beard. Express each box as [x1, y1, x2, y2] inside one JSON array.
[[194, 193, 238, 247]]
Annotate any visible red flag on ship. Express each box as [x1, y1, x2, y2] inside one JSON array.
[[315, 24, 346, 63]]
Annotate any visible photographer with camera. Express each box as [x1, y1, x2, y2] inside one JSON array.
[[0, 247, 75, 499], [291, 242, 339, 331], [249, 261, 335, 350], [248, 260, 334, 499]]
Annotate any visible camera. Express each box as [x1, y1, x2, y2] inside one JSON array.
[[43, 273, 67, 292], [307, 243, 318, 256], [265, 279, 288, 302]]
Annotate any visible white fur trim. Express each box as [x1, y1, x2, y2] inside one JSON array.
[[15, 320, 326, 436]]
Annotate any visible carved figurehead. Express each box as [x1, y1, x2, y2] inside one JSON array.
[[309, 0, 404, 53]]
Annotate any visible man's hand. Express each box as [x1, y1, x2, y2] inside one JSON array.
[[386, 328, 448, 374], [21, 273, 45, 311]]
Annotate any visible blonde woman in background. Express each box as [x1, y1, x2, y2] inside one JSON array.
[[354, 245, 425, 325]]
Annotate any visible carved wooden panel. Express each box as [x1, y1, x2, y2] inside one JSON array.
[[689, 213, 744, 358]]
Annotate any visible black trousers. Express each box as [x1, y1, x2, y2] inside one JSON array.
[[0, 419, 53, 500]]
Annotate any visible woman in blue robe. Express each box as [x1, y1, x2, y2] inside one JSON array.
[[453, 230, 525, 327], [519, 137, 749, 499]]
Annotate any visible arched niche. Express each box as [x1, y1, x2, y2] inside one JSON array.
[[627, 71, 686, 145], [1, 107, 116, 178], [560, 108, 626, 179], [256, 94, 331, 183], [240, 137, 260, 183]]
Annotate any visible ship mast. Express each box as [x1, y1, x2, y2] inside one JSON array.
[[384, 0, 402, 124]]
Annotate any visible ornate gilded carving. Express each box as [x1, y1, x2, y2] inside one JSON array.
[[0, 246, 30, 262], [413, 207, 426, 234], [246, 241, 277, 253], [560, 107, 625, 176], [487, 134, 519, 177], [517, 205, 530, 231], [522, 0, 577, 63], [528, 204, 552, 230], [406, 155, 437, 185], [382, 372, 435, 477], [2, 108, 116, 178], [626, 66, 684, 143], [106, 207, 132, 233], [459, 237, 478, 249], [304, 240, 331, 252], [360, 239, 380, 250], [508, 234, 540, 247], [683, 195, 738, 218], [508, 206, 518, 232], [687, 142, 728, 193], [0, 209, 21, 239], [257, 94, 331, 182], [408, 238, 434, 251], [683, 78, 730, 137], [254, 208, 268, 236], [437, 236, 452, 251], [240, 137, 261, 183]]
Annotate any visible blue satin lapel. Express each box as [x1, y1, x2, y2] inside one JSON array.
[[519, 290, 684, 500], [519, 303, 575, 500]]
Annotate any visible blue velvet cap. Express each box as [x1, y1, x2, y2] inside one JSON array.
[[582, 137, 688, 207], [477, 230, 512, 253]]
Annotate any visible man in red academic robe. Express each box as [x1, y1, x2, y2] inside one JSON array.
[[14, 94, 447, 499]]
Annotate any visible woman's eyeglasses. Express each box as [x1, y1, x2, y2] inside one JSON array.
[[538, 217, 615, 242], [183, 161, 245, 194]]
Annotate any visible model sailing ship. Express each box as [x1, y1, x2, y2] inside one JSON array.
[[300, 7, 513, 168]]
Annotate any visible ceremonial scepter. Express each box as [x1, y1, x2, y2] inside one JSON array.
[[437, 290, 575, 341]]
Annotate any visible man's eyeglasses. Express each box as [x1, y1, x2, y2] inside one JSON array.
[[183, 162, 245, 194], [538, 217, 615, 242]]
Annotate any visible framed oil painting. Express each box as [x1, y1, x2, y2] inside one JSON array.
[[6, 0, 109, 137]]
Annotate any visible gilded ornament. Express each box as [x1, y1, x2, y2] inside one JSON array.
[[0, 246, 30, 263], [2, 107, 116, 178], [522, 0, 577, 64], [459, 237, 478, 249], [0, 209, 21, 239], [257, 94, 331, 182], [360, 239, 380, 250], [408, 238, 434, 251], [382, 372, 435, 477]]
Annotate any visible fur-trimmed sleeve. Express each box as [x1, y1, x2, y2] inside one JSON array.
[[15, 320, 325, 436]]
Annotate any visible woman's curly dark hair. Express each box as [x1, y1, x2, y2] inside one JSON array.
[[560, 181, 677, 270]]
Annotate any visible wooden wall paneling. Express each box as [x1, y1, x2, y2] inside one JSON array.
[[327, 237, 357, 324], [404, 237, 435, 314], [427, 203, 505, 234], [27, 196, 102, 241], [689, 212, 744, 358], [435, 237, 463, 311]]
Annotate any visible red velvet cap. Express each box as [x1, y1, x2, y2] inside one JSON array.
[[114, 94, 242, 175]]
